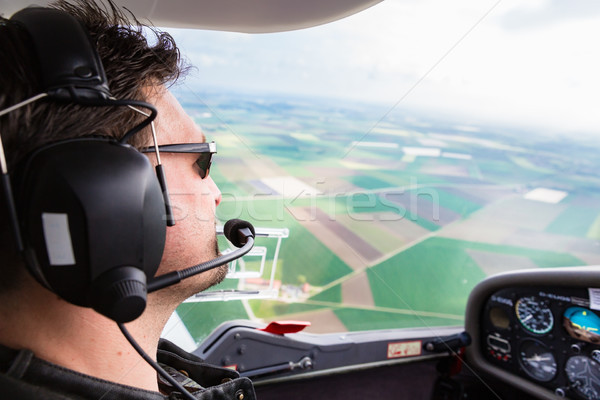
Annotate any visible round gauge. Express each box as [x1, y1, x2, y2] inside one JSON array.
[[518, 339, 557, 382], [566, 356, 600, 400], [515, 296, 554, 335]]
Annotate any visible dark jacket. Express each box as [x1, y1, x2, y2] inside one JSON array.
[[0, 339, 256, 399]]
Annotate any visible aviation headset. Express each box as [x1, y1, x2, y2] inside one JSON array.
[[1, 7, 170, 323]]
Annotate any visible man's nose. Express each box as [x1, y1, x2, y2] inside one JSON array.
[[206, 176, 222, 206]]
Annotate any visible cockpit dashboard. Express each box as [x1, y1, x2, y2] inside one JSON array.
[[465, 266, 600, 400]]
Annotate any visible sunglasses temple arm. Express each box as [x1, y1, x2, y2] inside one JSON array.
[[134, 116, 174, 228], [156, 164, 175, 227]]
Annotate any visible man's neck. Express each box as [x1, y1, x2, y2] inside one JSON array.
[[0, 279, 177, 393]]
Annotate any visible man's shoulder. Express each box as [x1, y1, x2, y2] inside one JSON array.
[[0, 341, 256, 400]]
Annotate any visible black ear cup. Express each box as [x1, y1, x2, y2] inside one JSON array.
[[17, 139, 166, 322], [3, 7, 168, 323]]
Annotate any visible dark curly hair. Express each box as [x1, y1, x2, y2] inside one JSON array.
[[0, 0, 188, 291]]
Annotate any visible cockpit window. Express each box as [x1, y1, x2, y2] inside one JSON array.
[[163, 1, 600, 346]]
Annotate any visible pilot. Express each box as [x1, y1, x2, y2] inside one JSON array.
[[0, 0, 256, 399]]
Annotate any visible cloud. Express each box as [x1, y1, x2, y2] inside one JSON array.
[[166, 0, 600, 136], [499, 0, 600, 30]]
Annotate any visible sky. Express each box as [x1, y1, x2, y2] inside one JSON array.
[[167, 0, 600, 137]]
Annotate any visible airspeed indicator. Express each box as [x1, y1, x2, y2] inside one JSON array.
[[516, 296, 554, 335]]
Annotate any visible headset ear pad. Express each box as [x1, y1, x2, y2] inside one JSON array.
[[17, 138, 166, 322]]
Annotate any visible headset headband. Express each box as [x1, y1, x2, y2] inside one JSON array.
[[11, 7, 111, 102]]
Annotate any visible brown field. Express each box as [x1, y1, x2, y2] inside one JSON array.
[[477, 197, 568, 231], [341, 271, 375, 307], [420, 164, 470, 177], [280, 308, 348, 334], [439, 218, 516, 244], [383, 190, 462, 226], [218, 155, 289, 183], [466, 249, 538, 276], [335, 212, 430, 254], [289, 207, 382, 269], [502, 229, 600, 255]]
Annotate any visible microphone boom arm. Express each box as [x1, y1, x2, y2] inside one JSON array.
[[147, 236, 255, 293]]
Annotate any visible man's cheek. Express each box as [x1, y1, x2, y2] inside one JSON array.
[[169, 192, 217, 223], [168, 192, 194, 222], [192, 205, 217, 222]]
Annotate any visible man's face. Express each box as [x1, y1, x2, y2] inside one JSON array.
[[145, 86, 226, 297]]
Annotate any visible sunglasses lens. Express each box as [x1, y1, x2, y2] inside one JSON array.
[[195, 153, 212, 179]]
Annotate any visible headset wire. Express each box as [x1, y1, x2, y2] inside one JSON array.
[[118, 323, 197, 400]]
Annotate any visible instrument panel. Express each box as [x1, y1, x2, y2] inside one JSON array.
[[465, 267, 600, 400], [484, 288, 600, 399]]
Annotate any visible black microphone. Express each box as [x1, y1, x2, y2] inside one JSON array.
[[147, 219, 255, 293], [224, 218, 255, 247]]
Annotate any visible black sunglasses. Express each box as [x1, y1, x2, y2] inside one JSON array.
[[141, 142, 216, 179]]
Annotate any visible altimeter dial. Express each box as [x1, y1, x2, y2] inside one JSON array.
[[516, 296, 554, 335]]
